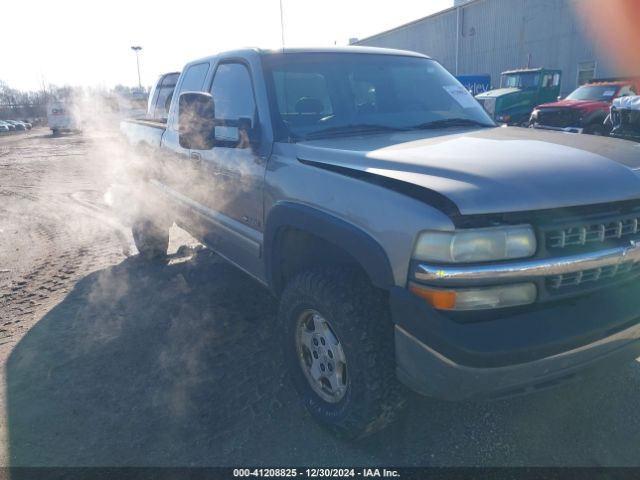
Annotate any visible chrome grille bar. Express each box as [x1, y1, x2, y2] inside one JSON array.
[[414, 242, 640, 286], [547, 215, 640, 249], [547, 262, 638, 290]]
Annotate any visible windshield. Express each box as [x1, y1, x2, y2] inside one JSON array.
[[262, 52, 493, 140], [501, 72, 540, 89], [566, 84, 620, 101]]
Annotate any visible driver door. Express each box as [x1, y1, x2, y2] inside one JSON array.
[[190, 61, 266, 276]]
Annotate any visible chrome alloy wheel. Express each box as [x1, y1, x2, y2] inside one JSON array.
[[295, 309, 348, 403]]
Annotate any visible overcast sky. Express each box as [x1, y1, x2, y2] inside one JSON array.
[[1, 0, 452, 91]]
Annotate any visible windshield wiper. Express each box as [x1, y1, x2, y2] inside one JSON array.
[[305, 123, 406, 139], [412, 118, 495, 129]]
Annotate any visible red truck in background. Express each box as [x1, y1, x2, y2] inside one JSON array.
[[529, 79, 639, 135]]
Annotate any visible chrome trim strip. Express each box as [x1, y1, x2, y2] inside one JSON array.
[[415, 241, 640, 285], [531, 124, 584, 134]]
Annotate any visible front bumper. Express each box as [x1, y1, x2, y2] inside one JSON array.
[[530, 123, 583, 134], [390, 281, 640, 400], [610, 131, 640, 143], [414, 241, 640, 286]]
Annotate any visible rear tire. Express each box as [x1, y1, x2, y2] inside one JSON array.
[[279, 267, 405, 439], [132, 220, 169, 260]]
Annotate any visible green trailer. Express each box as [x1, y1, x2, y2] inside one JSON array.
[[475, 68, 562, 125]]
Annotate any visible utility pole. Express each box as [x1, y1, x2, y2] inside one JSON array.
[[131, 46, 142, 90], [40, 73, 48, 122], [279, 0, 285, 49]]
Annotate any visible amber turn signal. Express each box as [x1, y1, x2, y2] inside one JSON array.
[[408, 282, 537, 311], [409, 284, 457, 310]]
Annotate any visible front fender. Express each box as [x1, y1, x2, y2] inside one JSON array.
[[581, 109, 607, 126], [264, 202, 395, 294]]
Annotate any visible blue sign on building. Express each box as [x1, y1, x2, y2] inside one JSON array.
[[456, 74, 491, 95]]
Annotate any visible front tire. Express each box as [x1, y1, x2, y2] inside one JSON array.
[[279, 267, 405, 439], [584, 123, 606, 136], [132, 219, 169, 260]]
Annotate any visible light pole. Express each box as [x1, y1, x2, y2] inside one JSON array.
[[131, 46, 142, 90]]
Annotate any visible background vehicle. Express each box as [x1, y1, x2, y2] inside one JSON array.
[[120, 47, 640, 439], [0, 120, 15, 131], [609, 95, 640, 142], [13, 120, 31, 130], [475, 68, 561, 124], [530, 80, 639, 135], [0, 123, 8, 133], [5, 120, 26, 131], [47, 102, 79, 135], [146, 72, 180, 120]]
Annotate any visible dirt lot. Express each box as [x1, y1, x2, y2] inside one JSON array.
[[1, 128, 640, 467]]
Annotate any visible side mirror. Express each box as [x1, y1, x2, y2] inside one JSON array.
[[214, 116, 258, 145], [557, 96, 563, 101], [178, 92, 215, 150]]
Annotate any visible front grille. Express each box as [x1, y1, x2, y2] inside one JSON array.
[[546, 216, 640, 249], [546, 262, 640, 290], [621, 110, 640, 128], [536, 108, 579, 128], [612, 108, 640, 136], [478, 97, 496, 117], [541, 207, 640, 295]]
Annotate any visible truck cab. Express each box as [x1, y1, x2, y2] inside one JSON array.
[[475, 68, 561, 125], [530, 80, 639, 135]]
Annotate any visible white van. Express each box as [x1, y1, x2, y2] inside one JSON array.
[[47, 102, 79, 135]]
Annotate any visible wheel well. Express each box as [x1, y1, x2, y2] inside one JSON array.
[[271, 228, 367, 295], [584, 120, 607, 133], [584, 111, 607, 126]]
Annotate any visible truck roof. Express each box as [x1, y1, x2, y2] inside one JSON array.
[[501, 68, 560, 75], [588, 76, 639, 83], [187, 46, 430, 65], [585, 80, 635, 87]]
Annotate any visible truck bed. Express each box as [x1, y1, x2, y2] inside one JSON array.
[[120, 117, 166, 150]]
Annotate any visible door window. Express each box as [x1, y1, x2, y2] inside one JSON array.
[[153, 73, 179, 118], [179, 63, 209, 92], [542, 73, 560, 88], [170, 62, 209, 125], [210, 63, 257, 147], [617, 85, 637, 97]]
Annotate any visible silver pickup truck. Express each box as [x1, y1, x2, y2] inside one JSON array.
[[120, 46, 640, 438]]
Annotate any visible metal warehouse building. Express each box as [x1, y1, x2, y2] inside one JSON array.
[[354, 0, 615, 96]]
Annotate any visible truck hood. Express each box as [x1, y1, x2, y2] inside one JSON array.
[[537, 99, 610, 110], [614, 96, 640, 110], [475, 87, 520, 99], [296, 127, 640, 216]]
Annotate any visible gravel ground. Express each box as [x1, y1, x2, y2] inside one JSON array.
[[1, 128, 640, 467]]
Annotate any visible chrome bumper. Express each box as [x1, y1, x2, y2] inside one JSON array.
[[530, 124, 583, 134], [415, 241, 640, 286]]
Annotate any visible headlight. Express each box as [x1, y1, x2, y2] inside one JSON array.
[[530, 109, 539, 119], [413, 225, 536, 263]]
